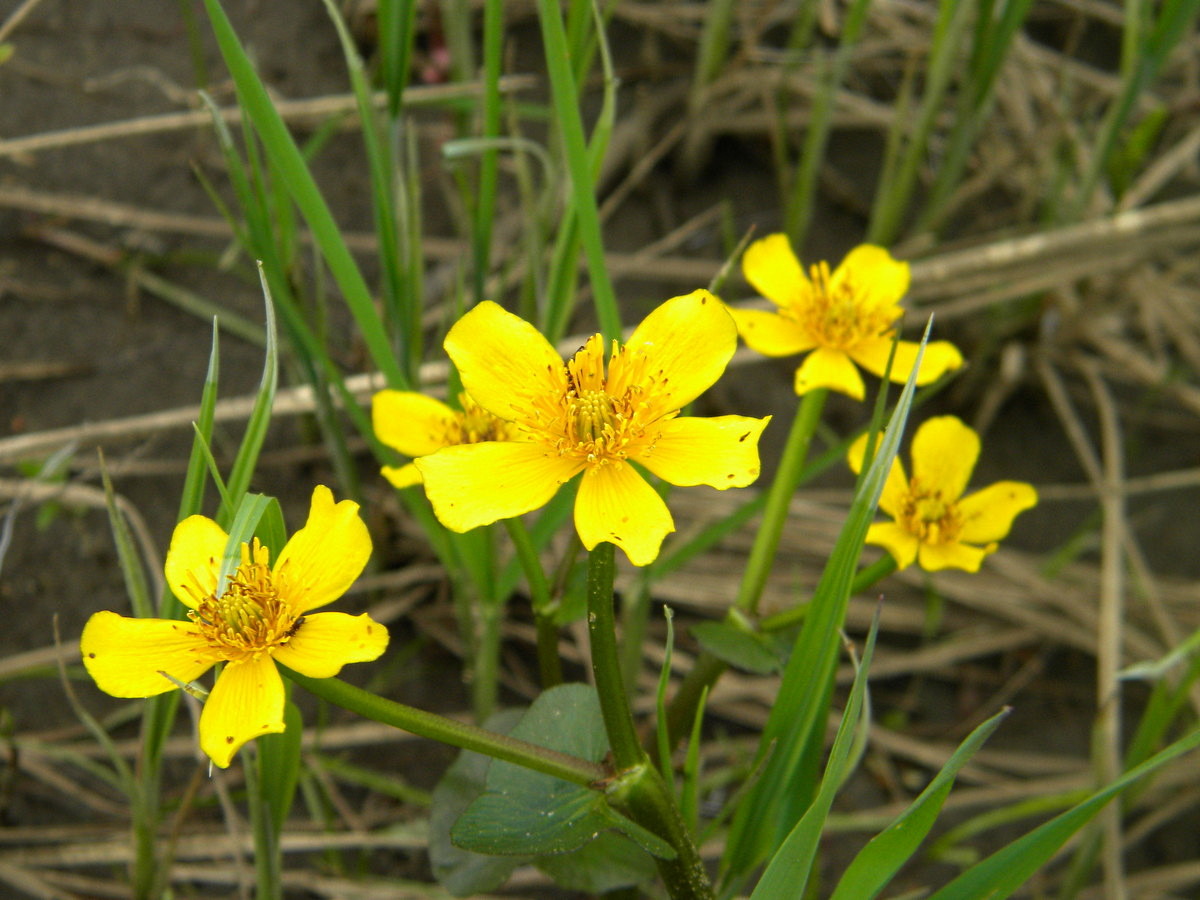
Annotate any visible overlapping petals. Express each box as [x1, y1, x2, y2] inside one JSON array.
[[731, 234, 963, 400], [81, 486, 388, 768], [848, 416, 1038, 572], [372, 390, 515, 489], [415, 292, 770, 565]]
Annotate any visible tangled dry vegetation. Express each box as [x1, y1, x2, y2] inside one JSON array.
[[3, 0, 1200, 896]]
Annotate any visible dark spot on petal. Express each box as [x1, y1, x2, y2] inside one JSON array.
[[225, 736, 235, 744], [738, 432, 750, 442], [727, 473, 736, 479], [366, 625, 373, 634], [87, 652, 96, 659], [700, 295, 707, 304]]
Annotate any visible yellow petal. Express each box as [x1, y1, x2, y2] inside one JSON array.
[[742, 233, 807, 307], [81, 611, 214, 698], [910, 416, 979, 501], [274, 612, 389, 678], [638, 415, 769, 489], [381, 462, 423, 488], [918, 540, 994, 573], [833, 245, 910, 305], [372, 390, 457, 457], [728, 307, 816, 357], [164, 515, 228, 609], [416, 442, 582, 532], [444, 301, 563, 422], [846, 433, 909, 519], [273, 485, 372, 615], [574, 462, 674, 566], [958, 481, 1038, 544], [199, 657, 286, 768], [865, 522, 920, 570], [620, 290, 737, 410], [854, 337, 964, 386], [794, 346, 865, 399]]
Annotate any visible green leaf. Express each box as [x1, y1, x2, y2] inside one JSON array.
[[722, 327, 927, 891], [691, 620, 783, 675], [217, 493, 272, 595], [257, 700, 303, 835], [219, 266, 278, 526], [536, 830, 655, 893], [750, 613, 881, 899], [927, 725, 1200, 900], [451, 684, 662, 861], [828, 709, 1009, 900], [199, 0, 407, 388], [430, 709, 526, 896], [254, 498, 288, 561]]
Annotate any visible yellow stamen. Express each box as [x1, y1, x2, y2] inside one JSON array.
[[787, 261, 899, 350], [187, 539, 302, 663], [897, 479, 964, 546]]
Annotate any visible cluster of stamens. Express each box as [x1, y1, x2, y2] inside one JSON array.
[[186, 540, 301, 662], [450, 392, 514, 445], [537, 335, 664, 466], [790, 261, 900, 349], [896, 479, 964, 545]]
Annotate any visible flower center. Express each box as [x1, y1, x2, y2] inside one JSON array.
[[897, 479, 964, 545], [526, 334, 667, 467], [187, 540, 302, 663], [790, 261, 899, 350]]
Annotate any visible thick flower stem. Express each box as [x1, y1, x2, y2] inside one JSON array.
[[610, 763, 715, 900], [279, 666, 605, 787], [735, 387, 827, 616], [586, 542, 643, 770], [587, 544, 714, 900]]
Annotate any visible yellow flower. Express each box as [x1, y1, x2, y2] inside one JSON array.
[[80, 486, 388, 768], [415, 291, 770, 566], [730, 234, 963, 400], [372, 390, 516, 488], [848, 416, 1038, 572]]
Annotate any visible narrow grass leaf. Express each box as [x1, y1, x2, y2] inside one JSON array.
[[927, 725, 1200, 899], [257, 699, 303, 836], [721, 326, 928, 890], [829, 708, 1010, 900], [534, 0, 620, 342], [219, 266, 278, 526], [98, 459, 153, 621], [200, 0, 407, 388], [749, 613, 881, 899]]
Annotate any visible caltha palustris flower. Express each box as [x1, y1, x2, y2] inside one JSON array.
[[848, 416, 1038, 572], [414, 290, 771, 566], [81, 486, 388, 767], [729, 234, 964, 400]]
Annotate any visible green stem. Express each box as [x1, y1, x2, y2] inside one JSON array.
[[585, 542, 643, 770], [735, 389, 827, 616], [243, 749, 282, 900], [610, 763, 715, 900], [280, 666, 605, 787], [504, 518, 562, 688], [586, 545, 714, 898]]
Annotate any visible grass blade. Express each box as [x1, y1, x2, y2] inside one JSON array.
[[828, 709, 1010, 899], [927, 725, 1200, 899]]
